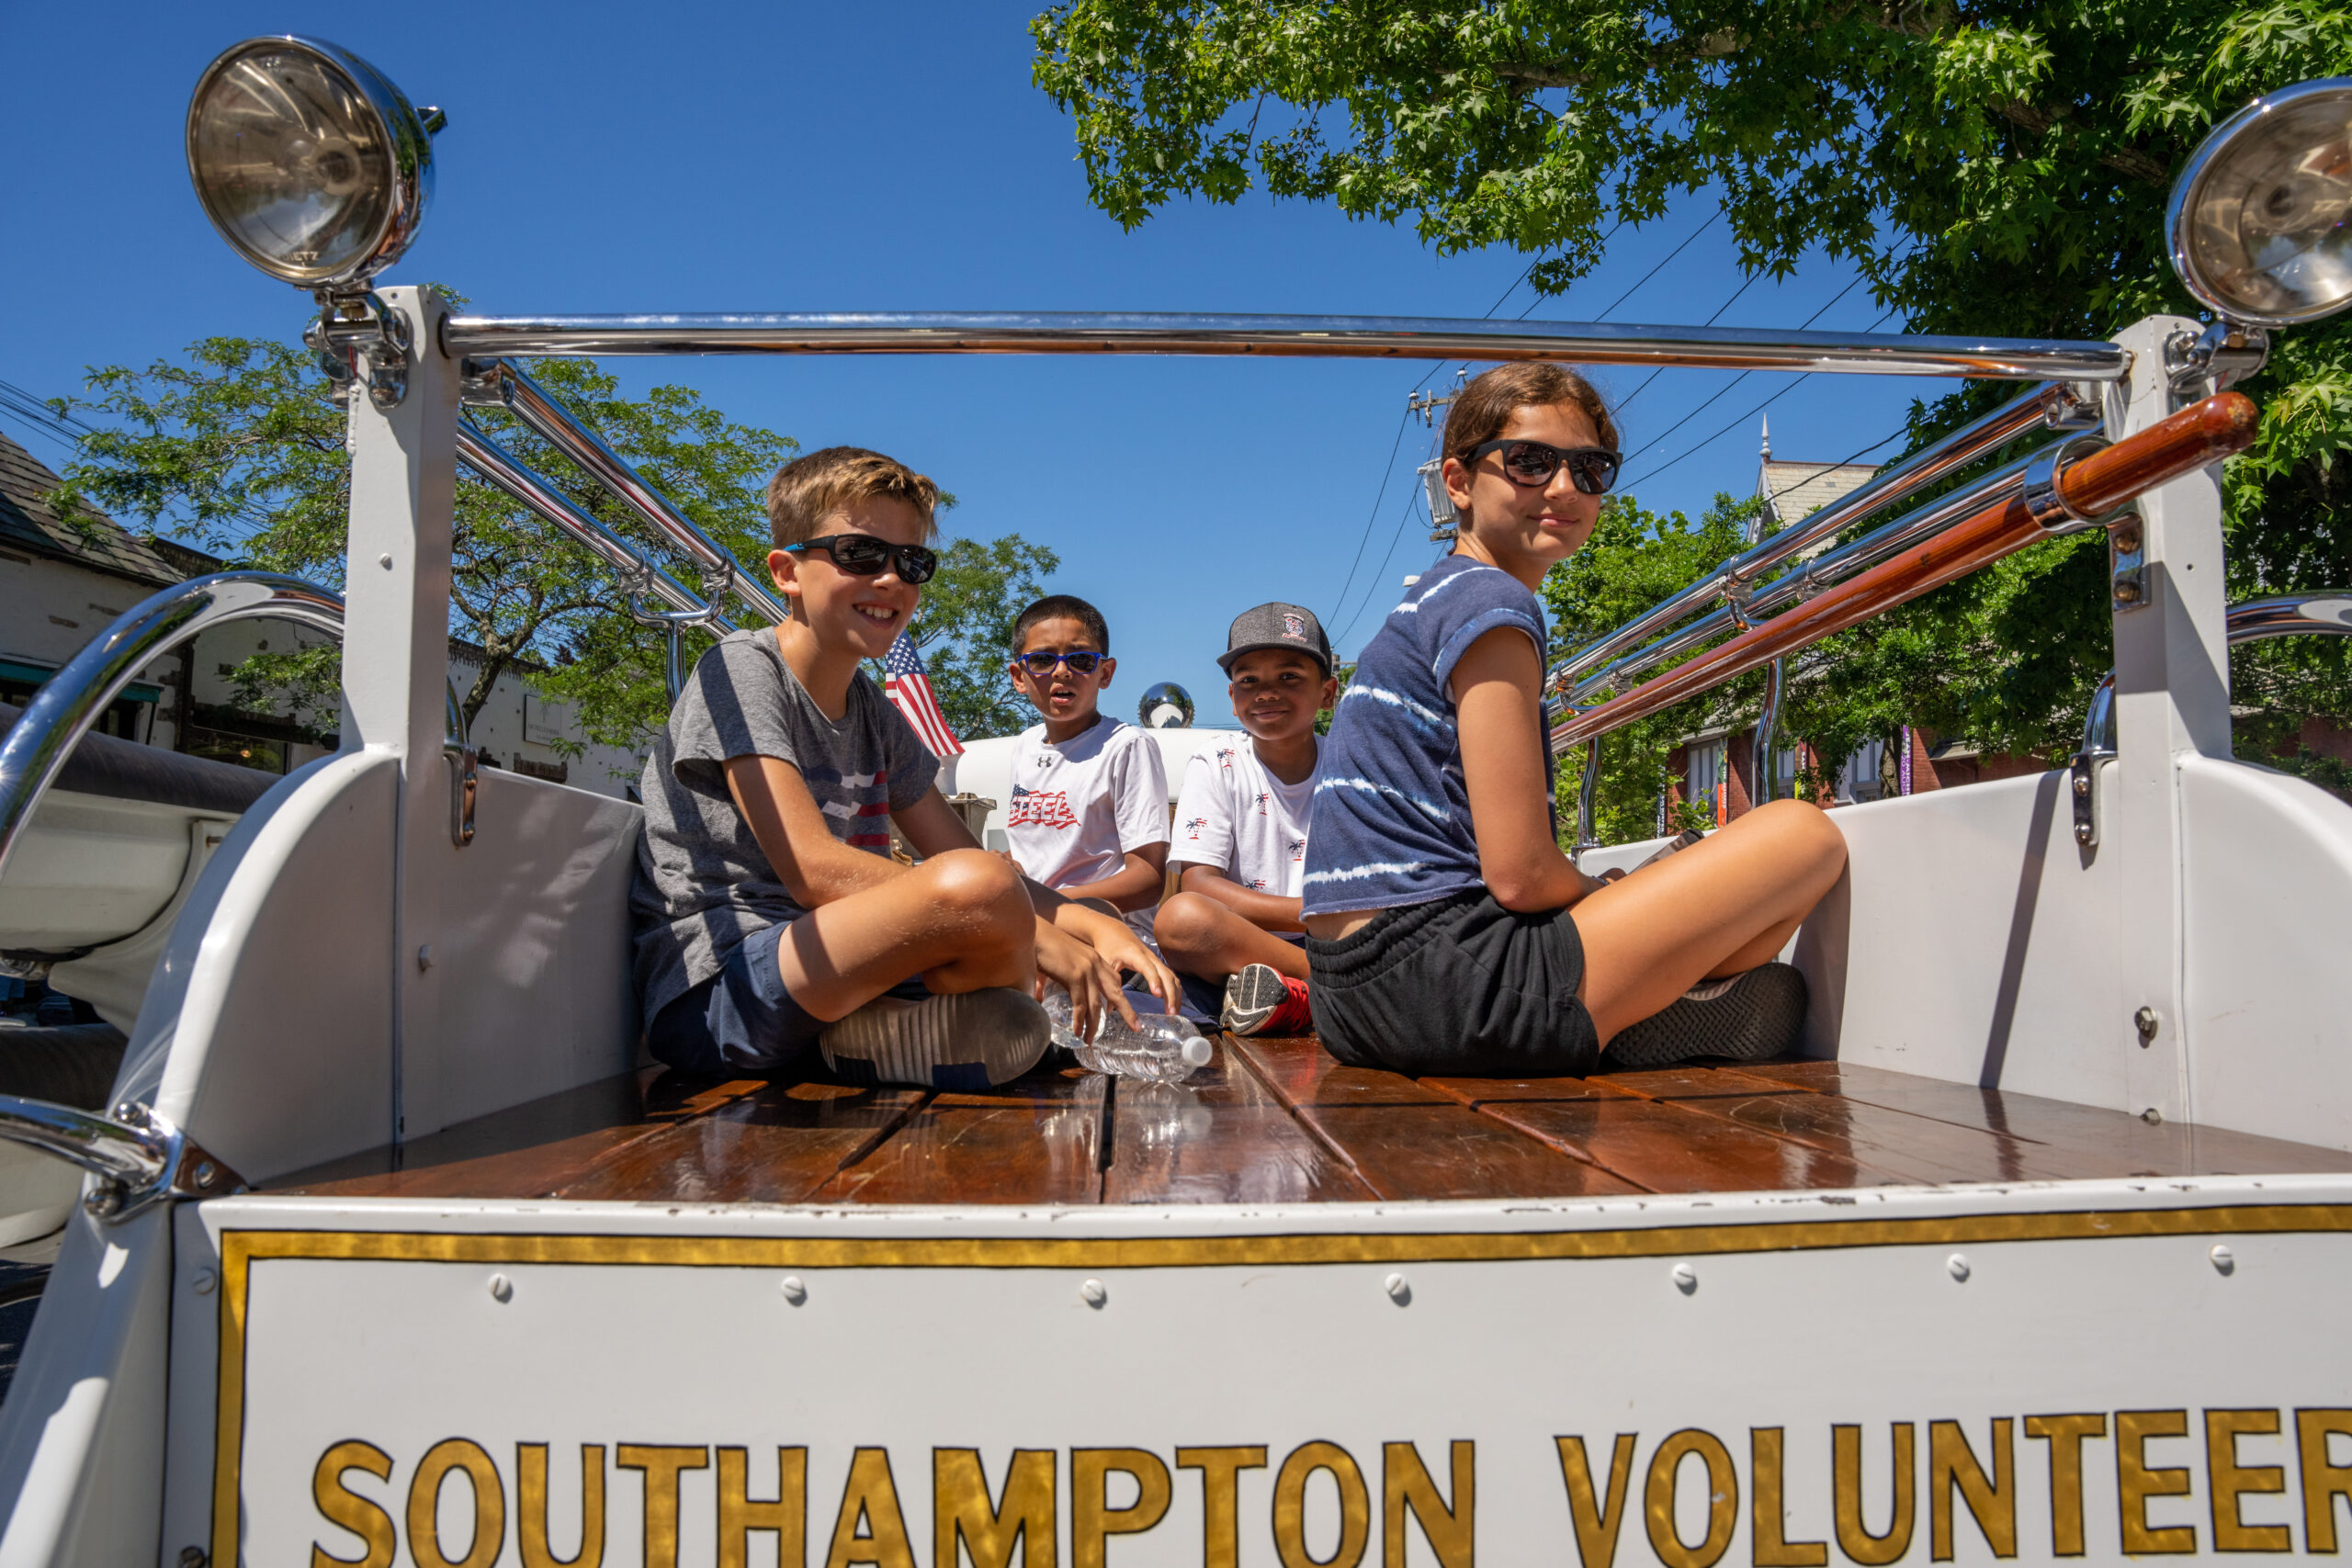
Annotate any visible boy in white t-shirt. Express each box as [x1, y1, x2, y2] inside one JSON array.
[[1004, 594, 1170, 952], [1155, 603, 1339, 1035]]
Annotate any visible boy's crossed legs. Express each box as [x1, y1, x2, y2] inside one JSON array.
[[657, 850, 1046, 1087]]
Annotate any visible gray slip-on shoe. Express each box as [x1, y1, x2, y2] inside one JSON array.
[[819, 987, 1051, 1091]]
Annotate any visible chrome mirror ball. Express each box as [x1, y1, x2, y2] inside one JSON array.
[[2169, 77, 2352, 327], [186, 36, 438, 290], [1138, 682, 1194, 729]]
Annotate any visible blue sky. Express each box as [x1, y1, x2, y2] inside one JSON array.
[[1, 1, 1957, 735]]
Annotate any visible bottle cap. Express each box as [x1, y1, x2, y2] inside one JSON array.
[[1181, 1036, 1212, 1067]]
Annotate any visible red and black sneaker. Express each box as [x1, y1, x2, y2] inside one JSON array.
[[1222, 964, 1314, 1036]]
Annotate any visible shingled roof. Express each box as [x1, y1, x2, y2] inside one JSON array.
[[0, 429, 184, 588], [1759, 458, 1881, 528]]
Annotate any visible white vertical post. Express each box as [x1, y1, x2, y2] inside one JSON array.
[[335, 286, 459, 1146], [2103, 315, 2231, 1125]]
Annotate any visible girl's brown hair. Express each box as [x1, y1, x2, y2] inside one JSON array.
[[1441, 363, 1621, 473]]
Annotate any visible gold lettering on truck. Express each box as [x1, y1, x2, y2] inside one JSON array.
[[1072, 1449, 1171, 1568], [1176, 1446, 1268, 1568], [1555, 1435, 1636, 1568], [1832, 1423, 1915, 1566], [826, 1447, 916, 1568], [2298, 1408, 2352, 1551], [1644, 1429, 1736, 1568], [1749, 1427, 1826, 1567], [718, 1447, 805, 1568], [517, 1443, 605, 1568], [1927, 1418, 2015, 1561], [408, 1438, 505, 1568], [616, 1444, 709, 1568], [1272, 1441, 1371, 1568], [311, 1438, 397, 1568], [934, 1449, 1057, 1568], [2023, 1413, 2107, 1556], [1382, 1441, 1473, 1568], [2116, 1409, 2198, 1554], [2203, 1410, 2289, 1552]]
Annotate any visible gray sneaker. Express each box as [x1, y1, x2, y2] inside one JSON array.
[[819, 987, 1052, 1090], [1603, 962, 1808, 1069]]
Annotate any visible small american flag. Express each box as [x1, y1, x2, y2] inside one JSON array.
[[883, 630, 963, 758]]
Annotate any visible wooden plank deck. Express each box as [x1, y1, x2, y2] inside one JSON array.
[[268, 1037, 2352, 1204]]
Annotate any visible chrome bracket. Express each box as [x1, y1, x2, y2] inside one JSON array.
[[2164, 319, 2268, 398], [2108, 513, 2148, 612], [305, 289, 413, 411], [2070, 672, 2116, 851], [2037, 381, 2105, 431], [2068, 749, 2107, 848], [2020, 432, 2121, 534], [458, 355, 514, 409], [444, 741, 478, 847], [0, 1095, 246, 1223], [628, 592, 728, 703]]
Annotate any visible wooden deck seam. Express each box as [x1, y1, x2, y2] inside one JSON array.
[[1219, 1033, 1381, 1191], [1417, 1077, 1666, 1195], [801, 1089, 944, 1200]]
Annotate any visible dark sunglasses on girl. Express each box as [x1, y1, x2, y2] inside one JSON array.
[[1015, 649, 1104, 675], [781, 533, 939, 584], [1468, 437, 1622, 495]]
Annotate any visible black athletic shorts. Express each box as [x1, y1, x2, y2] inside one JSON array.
[[1304, 888, 1601, 1077]]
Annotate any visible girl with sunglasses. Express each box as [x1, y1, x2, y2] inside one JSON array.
[[1299, 363, 1848, 1077]]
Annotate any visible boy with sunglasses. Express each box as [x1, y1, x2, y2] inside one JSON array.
[[630, 448, 1179, 1089], [1300, 364, 1846, 1077], [1003, 595, 1171, 953]]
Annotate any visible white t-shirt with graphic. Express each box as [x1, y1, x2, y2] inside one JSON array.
[[1170, 736, 1320, 944], [1006, 714, 1170, 947]]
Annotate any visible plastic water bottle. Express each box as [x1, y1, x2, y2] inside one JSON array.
[[1041, 990, 1214, 1083]]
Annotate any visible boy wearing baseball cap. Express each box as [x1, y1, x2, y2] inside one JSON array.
[[1154, 603, 1339, 1035]]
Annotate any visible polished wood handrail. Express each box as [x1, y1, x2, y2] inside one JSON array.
[[1554, 392, 2260, 747]]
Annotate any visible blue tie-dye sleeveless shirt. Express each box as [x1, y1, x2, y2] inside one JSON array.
[[1300, 553, 1557, 918]]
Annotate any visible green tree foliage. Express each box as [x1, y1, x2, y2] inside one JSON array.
[[1544, 491, 1769, 842], [49, 333, 789, 753], [1032, 0, 2352, 768], [903, 534, 1062, 739], [47, 322, 1065, 762]]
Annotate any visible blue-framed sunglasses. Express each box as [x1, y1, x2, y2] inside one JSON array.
[[1014, 649, 1104, 675]]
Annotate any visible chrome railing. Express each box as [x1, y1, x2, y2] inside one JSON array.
[[456, 421, 727, 628], [1561, 443, 2079, 711], [0, 572, 344, 888], [441, 311, 2132, 382], [1555, 382, 2099, 691], [2227, 591, 2352, 645], [2080, 592, 2352, 756], [460, 358, 786, 626]]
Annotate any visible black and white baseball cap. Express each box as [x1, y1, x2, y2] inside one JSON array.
[[1217, 602, 1333, 676]]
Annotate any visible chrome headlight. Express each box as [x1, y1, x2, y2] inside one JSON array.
[[186, 37, 439, 289], [2168, 77, 2352, 327]]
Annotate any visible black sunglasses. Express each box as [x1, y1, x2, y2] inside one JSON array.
[[782, 532, 939, 584], [1467, 438, 1622, 495], [1014, 649, 1104, 675]]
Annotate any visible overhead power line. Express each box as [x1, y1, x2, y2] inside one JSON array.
[[1619, 305, 1900, 491]]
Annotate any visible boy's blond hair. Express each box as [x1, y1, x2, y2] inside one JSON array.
[[765, 446, 941, 547]]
